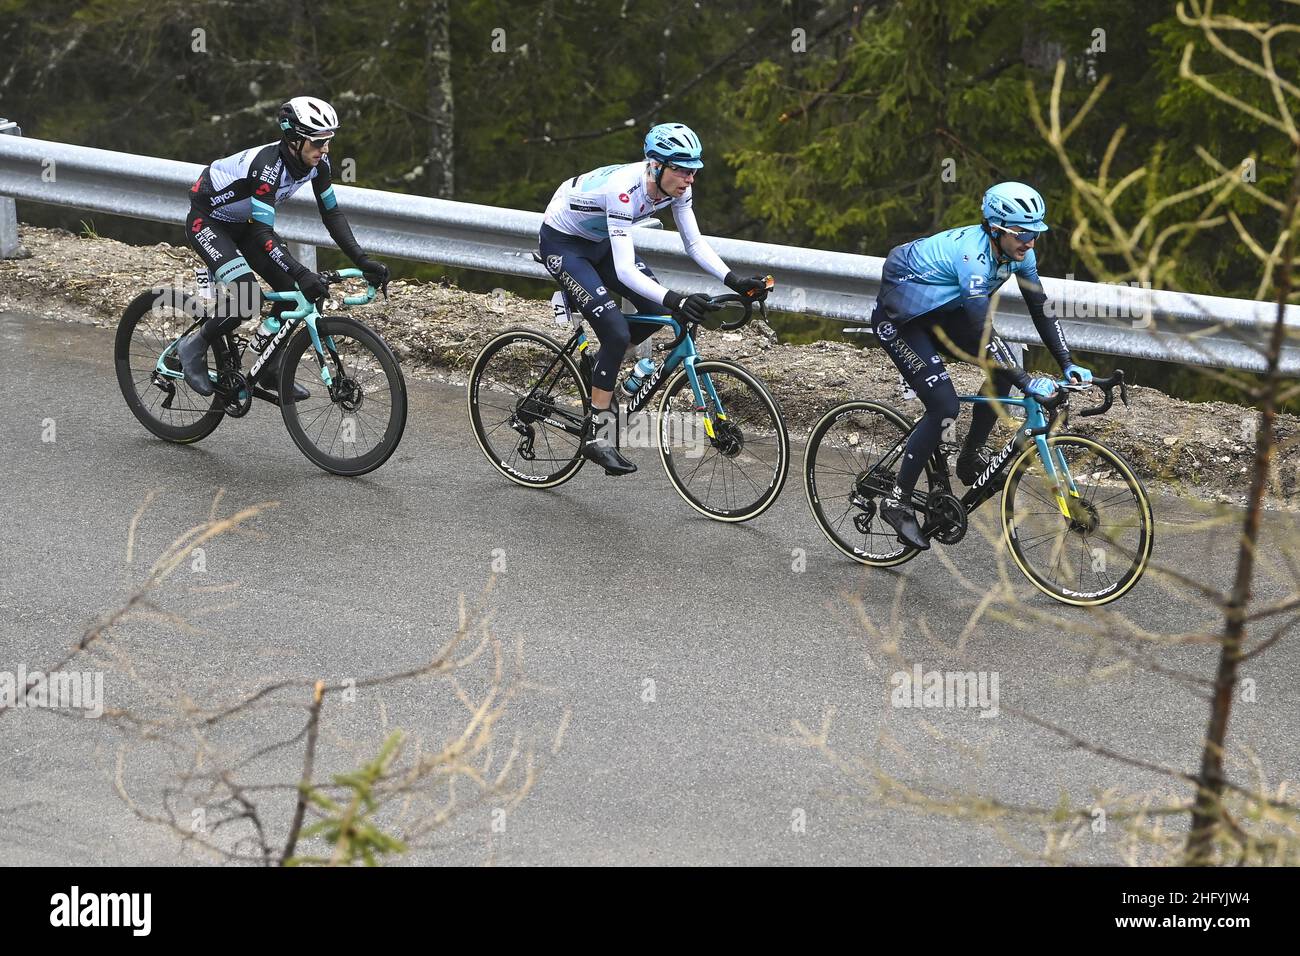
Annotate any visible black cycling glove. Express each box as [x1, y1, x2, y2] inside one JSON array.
[[724, 271, 768, 297], [297, 271, 329, 304], [356, 256, 390, 294], [663, 290, 711, 323]]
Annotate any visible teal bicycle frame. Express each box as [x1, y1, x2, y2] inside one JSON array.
[[618, 314, 730, 435], [957, 388, 1082, 519], [152, 267, 375, 393]]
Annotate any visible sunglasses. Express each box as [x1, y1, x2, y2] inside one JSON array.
[[307, 135, 334, 148], [991, 223, 1040, 243], [664, 162, 699, 176]]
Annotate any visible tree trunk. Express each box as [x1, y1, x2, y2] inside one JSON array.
[[425, 0, 454, 198], [1184, 144, 1300, 864]]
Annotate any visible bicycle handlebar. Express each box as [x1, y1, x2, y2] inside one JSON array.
[[1036, 368, 1129, 416], [263, 268, 378, 317], [702, 275, 776, 331], [1075, 369, 1129, 417]]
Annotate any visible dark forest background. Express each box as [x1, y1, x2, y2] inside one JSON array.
[[3, 0, 1295, 405]]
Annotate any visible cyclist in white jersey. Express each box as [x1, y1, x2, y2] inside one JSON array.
[[539, 123, 768, 475]]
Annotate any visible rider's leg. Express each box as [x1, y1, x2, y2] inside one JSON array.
[[937, 314, 1018, 484], [538, 225, 635, 475], [872, 308, 958, 550], [240, 231, 310, 401], [179, 214, 257, 395]]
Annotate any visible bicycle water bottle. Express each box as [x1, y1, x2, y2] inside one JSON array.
[[251, 316, 281, 353], [622, 358, 657, 397]]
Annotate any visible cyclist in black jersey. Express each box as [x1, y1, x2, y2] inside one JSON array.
[[177, 96, 391, 398]]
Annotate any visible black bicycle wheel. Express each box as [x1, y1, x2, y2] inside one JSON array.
[[115, 289, 225, 444], [656, 359, 789, 522], [467, 328, 589, 488], [278, 315, 408, 477], [1002, 434, 1153, 605], [803, 400, 932, 565]]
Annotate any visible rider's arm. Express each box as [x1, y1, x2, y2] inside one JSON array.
[[312, 158, 366, 264], [671, 197, 729, 283], [1015, 256, 1072, 369], [608, 205, 675, 307]]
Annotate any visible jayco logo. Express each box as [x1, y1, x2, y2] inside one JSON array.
[[49, 886, 151, 936], [890, 664, 999, 717]]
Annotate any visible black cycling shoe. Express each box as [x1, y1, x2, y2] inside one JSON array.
[[254, 349, 310, 401], [177, 331, 214, 396], [582, 409, 636, 476], [955, 445, 992, 486], [879, 495, 929, 551]]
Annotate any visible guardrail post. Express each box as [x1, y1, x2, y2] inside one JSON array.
[[0, 119, 31, 259], [289, 242, 317, 272]]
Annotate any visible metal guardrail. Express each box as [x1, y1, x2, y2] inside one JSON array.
[[1, 132, 1297, 374]]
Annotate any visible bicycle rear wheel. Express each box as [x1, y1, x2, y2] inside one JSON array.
[[657, 359, 789, 522], [467, 328, 589, 488], [115, 289, 224, 443], [278, 315, 408, 477], [803, 400, 930, 565], [1002, 434, 1153, 605]]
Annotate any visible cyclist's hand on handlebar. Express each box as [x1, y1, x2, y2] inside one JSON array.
[[1025, 376, 1058, 400], [724, 272, 769, 298], [356, 256, 390, 295], [296, 270, 329, 305], [1063, 361, 1093, 385], [664, 290, 711, 323]]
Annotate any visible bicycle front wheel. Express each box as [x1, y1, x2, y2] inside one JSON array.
[[279, 315, 408, 477], [115, 289, 224, 443], [657, 359, 789, 522], [803, 400, 929, 565], [1002, 434, 1153, 606], [467, 328, 589, 488]]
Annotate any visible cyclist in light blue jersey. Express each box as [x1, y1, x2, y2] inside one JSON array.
[[871, 181, 1093, 550]]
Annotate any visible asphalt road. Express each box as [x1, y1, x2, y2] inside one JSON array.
[[2, 309, 1297, 866]]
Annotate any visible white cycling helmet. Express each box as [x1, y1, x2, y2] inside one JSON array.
[[278, 96, 339, 140]]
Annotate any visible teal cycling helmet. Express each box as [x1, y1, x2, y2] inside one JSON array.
[[644, 123, 704, 169], [982, 182, 1049, 233]]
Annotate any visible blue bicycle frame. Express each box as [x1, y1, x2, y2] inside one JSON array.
[[603, 312, 731, 438], [956, 387, 1081, 518]]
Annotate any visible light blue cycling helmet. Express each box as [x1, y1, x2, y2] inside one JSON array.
[[982, 182, 1049, 232], [644, 123, 704, 169]]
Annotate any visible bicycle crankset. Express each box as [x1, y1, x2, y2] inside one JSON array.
[[922, 491, 967, 545], [216, 370, 252, 417]]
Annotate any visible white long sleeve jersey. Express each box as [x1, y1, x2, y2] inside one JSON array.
[[542, 161, 729, 307]]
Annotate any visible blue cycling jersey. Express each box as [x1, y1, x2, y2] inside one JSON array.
[[875, 223, 1070, 367], [884, 225, 1037, 320]]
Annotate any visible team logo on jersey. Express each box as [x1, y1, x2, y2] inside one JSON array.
[[264, 239, 275, 252], [876, 321, 897, 342], [191, 217, 203, 234], [546, 255, 563, 275], [618, 193, 630, 203], [255, 182, 272, 197]]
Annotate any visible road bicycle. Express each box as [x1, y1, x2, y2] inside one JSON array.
[[115, 268, 407, 476], [467, 269, 789, 522], [803, 367, 1154, 605]]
